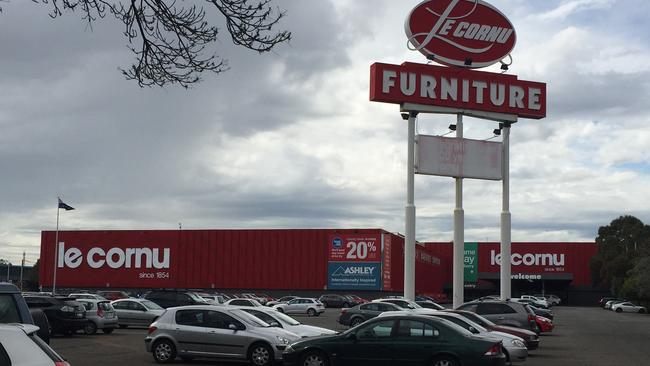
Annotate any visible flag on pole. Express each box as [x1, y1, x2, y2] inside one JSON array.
[[58, 198, 75, 211]]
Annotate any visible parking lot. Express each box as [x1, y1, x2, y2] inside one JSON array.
[[50, 306, 650, 366]]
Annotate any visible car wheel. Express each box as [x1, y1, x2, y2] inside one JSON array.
[[248, 343, 273, 366], [350, 317, 364, 327], [152, 339, 176, 364], [301, 350, 329, 366], [307, 308, 317, 317], [119, 324, 128, 329], [431, 355, 459, 366], [84, 321, 98, 335], [102, 328, 115, 334], [615, 308, 623, 313], [639, 308, 647, 314]]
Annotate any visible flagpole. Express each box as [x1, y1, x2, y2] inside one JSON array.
[[53, 198, 60, 295]]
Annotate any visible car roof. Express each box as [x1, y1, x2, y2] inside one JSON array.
[[0, 283, 20, 293], [0, 323, 40, 336]]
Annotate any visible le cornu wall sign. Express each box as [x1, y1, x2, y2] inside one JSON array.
[[370, 0, 546, 120]]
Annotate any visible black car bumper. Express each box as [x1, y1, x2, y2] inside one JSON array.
[[526, 338, 540, 350]]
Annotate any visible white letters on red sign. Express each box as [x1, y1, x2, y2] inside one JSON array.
[[57, 242, 170, 269]]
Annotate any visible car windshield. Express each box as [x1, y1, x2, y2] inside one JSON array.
[[460, 312, 495, 327], [142, 300, 163, 310], [187, 292, 205, 302], [229, 309, 271, 327], [273, 311, 301, 326]]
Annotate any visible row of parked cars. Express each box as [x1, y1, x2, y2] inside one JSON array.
[[598, 297, 647, 313], [1, 284, 562, 366]]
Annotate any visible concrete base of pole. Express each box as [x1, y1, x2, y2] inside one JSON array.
[[404, 204, 416, 300], [500, 211, 512, 300], [453, 207, 464, 309]]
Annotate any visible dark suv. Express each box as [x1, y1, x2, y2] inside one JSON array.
[[0, 283, 53, 343], [23, 295, 87, 336], [144, 290, 209, 308], [318, 294, 354, 308], [456, 300, 539, 333]]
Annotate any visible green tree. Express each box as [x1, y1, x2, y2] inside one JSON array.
[[591, 215, 650, 295], [2, 1, 291, 87]]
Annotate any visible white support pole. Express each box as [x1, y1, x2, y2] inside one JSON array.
[[404, 111, 417, 300], [453, 114, 465, 309], [500, 123, 512, 300], [53, 203, 60, 295], [20, 252, 25, 292]]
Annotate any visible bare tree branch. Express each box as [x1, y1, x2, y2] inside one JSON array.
[[13, 0, 291, 87]]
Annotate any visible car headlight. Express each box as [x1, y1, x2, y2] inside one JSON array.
[[511, 339, 526, 348], [276, 336, 291, 345]]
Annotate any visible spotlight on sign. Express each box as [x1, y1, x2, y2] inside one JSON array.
[[401, 113, 410, 120], [448, 124, 457, 131], [493, 129, 502, 136]]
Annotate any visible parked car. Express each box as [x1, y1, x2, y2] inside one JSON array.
[[447, 309, 540, 350], [604, 299, 627, 310], [456, 300, 539, 334], [266, 296, 298, 307], [0, 283, 51, 344], [528, 305, 554, 320], [95, 291, 130, 301], [611, 302, 647, 313], [197, 293, 226, 305], [68, 293, 107, 301], [273, 298, 325, 316], [348, 294, 369, 304], [534, 315, 554, 333], [0, 323, 70, 366], [111, 298, 165, 328], [145, 305, 300, 365], [240, 293, 267, 305], [238, 307, 337, 338], [23, 295, 87, 336], [519, 295, 549, 308], [416, 300, 445, 310], [76, 299, 118, 335], [373, 298, 434, 314], [379, 310, 528, 364], [282, 314, 507, 366], [225, 298, 265, 307], [144, 289, 210, 308], [318, 294, 353, 308], [598, 297, 619, 308], [533, 294, 561, 306], [338, 301, 402, 327], [511, 297, 549, 309]]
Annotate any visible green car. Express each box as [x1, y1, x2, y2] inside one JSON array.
[[283, 314, 506, 366]]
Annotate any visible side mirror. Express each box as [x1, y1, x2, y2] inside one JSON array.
[[228, 323, 239, 331], [468, 326, 478, 334]]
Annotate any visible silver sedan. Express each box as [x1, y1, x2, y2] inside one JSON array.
[[111, 298, 165, 328], [611, 302, 647, 313]]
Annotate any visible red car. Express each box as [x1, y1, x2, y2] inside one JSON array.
[[535, 315, 554, 333]]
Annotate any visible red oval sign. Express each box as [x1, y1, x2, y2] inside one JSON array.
[[405, 0, 516, 68]]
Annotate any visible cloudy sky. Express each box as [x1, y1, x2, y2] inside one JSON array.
[[1, 0, 649, 265]]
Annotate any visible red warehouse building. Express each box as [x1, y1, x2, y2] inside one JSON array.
[[39, 230, 601, 304], [39, 229, 445, 297], [425, 242, 601, 305]]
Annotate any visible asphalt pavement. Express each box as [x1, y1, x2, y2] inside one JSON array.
[[50, 306, 650, 366]]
